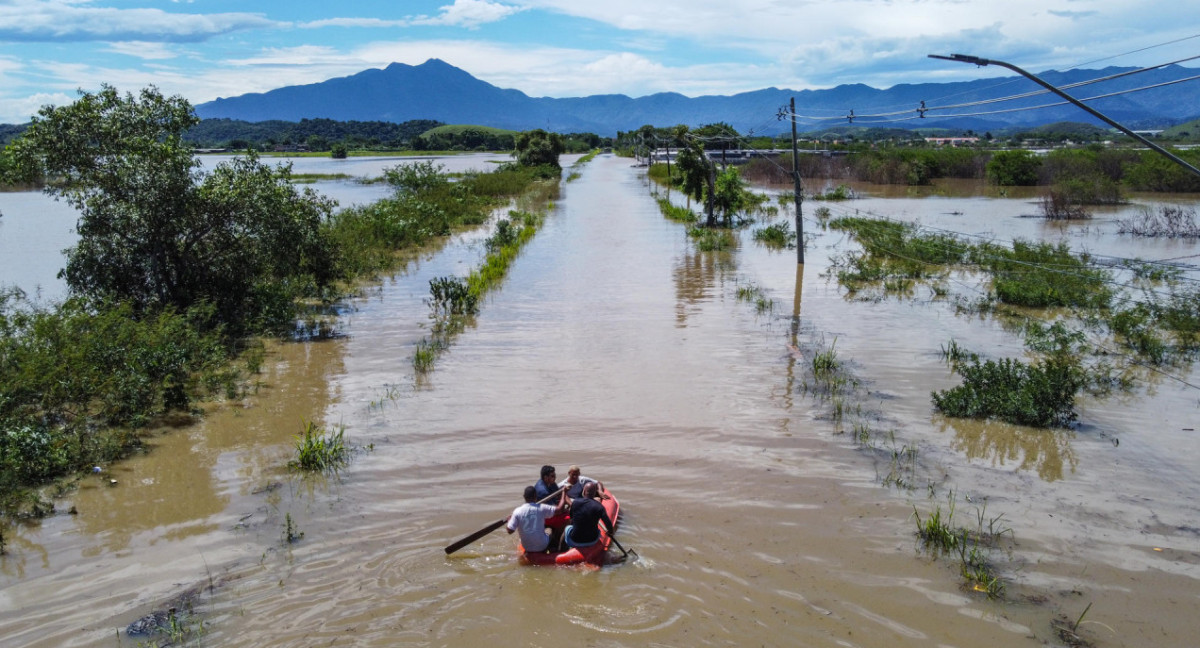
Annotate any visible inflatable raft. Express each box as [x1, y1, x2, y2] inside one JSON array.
[[519, 487, 621, 566]]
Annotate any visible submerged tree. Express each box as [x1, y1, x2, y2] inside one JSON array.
[[5, 85, 337, 333], [513, 128, 564, 174]]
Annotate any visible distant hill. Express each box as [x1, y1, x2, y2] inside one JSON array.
[[186, 58, 1200, 136]]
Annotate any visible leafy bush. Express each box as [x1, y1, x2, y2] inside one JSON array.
[[987, 150, 1043, 186], [753, 222, 795, 249], [976, 241, 1111, 309], [1123, 150, 1200, 192], [932, 356, 1083, 427]]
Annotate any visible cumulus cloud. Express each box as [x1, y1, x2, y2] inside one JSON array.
[[412, 0, 523, 29], [0, 0, 276, 43], [301, 1, 521, 31], [0, 91, 76, 123]]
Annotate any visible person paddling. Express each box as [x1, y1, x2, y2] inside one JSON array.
[[506, 485, 567, 553], [563, 482, 615, 549]]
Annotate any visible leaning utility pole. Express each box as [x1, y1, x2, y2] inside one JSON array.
[[790, 98, 805, 264], [929, 54, 1200, 180]]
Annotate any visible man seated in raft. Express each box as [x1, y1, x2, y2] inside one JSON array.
[[507, 485, 568, 553], [557, 464, 607, 500], [532, 464, 569, 537], [563, 482, 615, 549]]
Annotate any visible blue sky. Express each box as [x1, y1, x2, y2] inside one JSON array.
[[0, 0, 1196, 124]]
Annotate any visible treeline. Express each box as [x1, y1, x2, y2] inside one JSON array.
[[180, 118, 608, 153], [0, 87, 562, 516], [740, 145, 1200, 192], [184, 117, 443, 151]]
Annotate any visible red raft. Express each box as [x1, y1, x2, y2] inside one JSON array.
[[519, 487, 621, 566]]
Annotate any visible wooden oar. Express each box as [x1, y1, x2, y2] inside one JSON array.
[[609, 535, 637, 562], [444, 485, 565, 555]]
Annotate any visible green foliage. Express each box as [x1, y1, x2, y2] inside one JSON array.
[[753, 222, 795, 249], [986, 150, 1042, 186], [932, 355, 1083, 427], [7, 86, 338, 335], [291, 421, 348, 472], [514, 129, 564, 170], [330, 143, 348, 159], [713, 166, 749, 224], [812, 184, 855, 200], [674, 139, 712, 208], [979, 240, 1111, 309], [656, 197, 698, 223], [1123, 149, 1200, 192], [0, 294, 232, 509], [384, 160, 451, 194], [687, 227, 736, 251], [418, 124, 516, 151], [1109, 305, 1168, 364], [429, 276, 478, 315], [184, 117, 442, 151]]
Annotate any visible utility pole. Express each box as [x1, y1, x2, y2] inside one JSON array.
[[790, 97, 805, 265], [929, 54, 1200, 180]]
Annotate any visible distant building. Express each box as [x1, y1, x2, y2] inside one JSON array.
[[924, 137, 979, 147]]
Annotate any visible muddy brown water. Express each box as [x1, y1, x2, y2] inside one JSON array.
[[3, 154, 1200, 647]]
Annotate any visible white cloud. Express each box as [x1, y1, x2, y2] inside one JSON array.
[[0, 0, 276, 42], [103, 42, 179, 60], [412, 0, 523, 29], [300, 1, 521, 31], [0, 91, 76, 123]]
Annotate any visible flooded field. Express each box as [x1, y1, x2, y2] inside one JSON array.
[[2, 153, 1199, 647]]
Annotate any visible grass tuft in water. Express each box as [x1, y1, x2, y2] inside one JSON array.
[[283, 512, 304, 543], [688, 226, 737, 251], [291, 421, 348, 472], [752, 222, 796, 250]]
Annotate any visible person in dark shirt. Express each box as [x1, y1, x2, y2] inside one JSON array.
[[563, 482, 614, 548], [533, 465, 561, 501]]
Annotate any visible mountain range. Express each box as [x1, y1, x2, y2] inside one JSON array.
[[195, 58, 1200, 136]]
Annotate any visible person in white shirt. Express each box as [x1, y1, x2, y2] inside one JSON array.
[[506, 485, 566, 552]]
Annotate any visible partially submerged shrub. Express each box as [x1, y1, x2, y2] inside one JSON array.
[[753, 222, 795, 249], [1117, 204, 1200, 238], [1038, 189, 1091, 220], [688, 227, 737, 251], [932, 356, 1083, 428]]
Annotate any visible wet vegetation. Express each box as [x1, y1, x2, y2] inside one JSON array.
[[413, 147, 573, 373], [1117, 204, 1200, 237], [290, 421, 349, 473], [824, 214, 1200, 427], [913, 493, 1011, 599], [0, 86, 570, 517]]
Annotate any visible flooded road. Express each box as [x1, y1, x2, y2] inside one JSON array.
[[3, 154, 1200, 647]]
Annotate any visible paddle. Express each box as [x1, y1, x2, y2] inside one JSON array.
[[609, 534, 637, 563], [444, 485, 566, 555]]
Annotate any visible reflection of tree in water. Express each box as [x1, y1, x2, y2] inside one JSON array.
[[673, 247, 737, 326], [69, 338, 345, 555], [0, 522, 51, 579], [939, 417, 1078, 482]]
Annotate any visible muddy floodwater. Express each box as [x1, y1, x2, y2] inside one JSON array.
[[2, 153, 1200, 647]]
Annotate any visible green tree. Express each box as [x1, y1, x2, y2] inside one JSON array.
[[986, 149, 1043, 186], [6, 85, 337, 333], [513, 129, 564, 172], [675, 138, 714, 222], [331, 143, 348, 159], [713, 166, 749, 226]]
